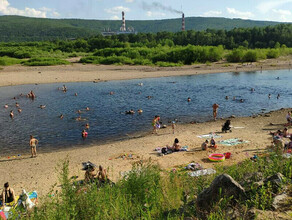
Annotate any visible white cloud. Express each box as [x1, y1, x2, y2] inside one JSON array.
[[201, 10, 222, 17], [146, 11, 166, 17], [0, 0, 59, 18], [125, 0, 134, 2], [271, 9, 292, 22], [226, 7, 254, 19], [257, 0, 292, 14], [105, 6, 130, 14], [110, 15, 120, 20]]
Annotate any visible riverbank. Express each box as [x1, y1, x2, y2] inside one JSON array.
[[0, 107, 291, 197], [0, 55, 291, 87]]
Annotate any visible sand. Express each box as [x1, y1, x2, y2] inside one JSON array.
[[0, 58, 291, 198], [0, 56, 291, 87]]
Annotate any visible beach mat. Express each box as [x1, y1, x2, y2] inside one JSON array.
[[188, 168, 216, 177], [218, 138, 249, 146], [197, 133, 222, 139]]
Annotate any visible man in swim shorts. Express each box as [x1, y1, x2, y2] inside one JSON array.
[[30, 135, 38, 158], [212, 103, 219, 121]]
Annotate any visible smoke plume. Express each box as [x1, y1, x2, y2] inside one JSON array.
[[142, 1, 182, 14]]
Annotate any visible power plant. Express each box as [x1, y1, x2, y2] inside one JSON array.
[[102, 11, 137, 36], [102, 11, 185, 36]]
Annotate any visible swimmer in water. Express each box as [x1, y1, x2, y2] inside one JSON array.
[[85, 123, 90, 129], [268, 94, 271, 99], [225, 96, 229, 100], [59, 114, 64, 119], [85, 107, 90, 111], [277, 94, 280, 99], [240, 99, 244, 103], [18, 108, 22, 113], [40, 105, 46, 109], [137, 109, 143, 114], [109, 91, 114, 95], [9, 110, 14, 118], [77, 110, 82, 114], [74, 93, 78, 96], [251, 88, 255, 92], [62, 85, 67, 92], [76, 116, 82, 121], [4, 104, 8, 108], [187, 97, 191, 102], [15, 102, 19, 107], [82, 130, 88, 139]]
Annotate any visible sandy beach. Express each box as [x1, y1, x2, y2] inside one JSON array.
[[0, 56, 291, 87], [0, 59, 291, 198]]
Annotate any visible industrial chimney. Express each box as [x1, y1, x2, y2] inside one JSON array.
[[182, 13, 185, 31], [121, 11, 126, 32]]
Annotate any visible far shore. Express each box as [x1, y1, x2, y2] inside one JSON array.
[[0, 55, 291, 87]]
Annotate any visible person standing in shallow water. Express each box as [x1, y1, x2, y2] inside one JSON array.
[[30, 135, 38, 158], [212, 103, 219, 121]]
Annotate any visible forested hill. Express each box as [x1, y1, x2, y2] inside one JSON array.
[[0, 15, 283, 42]]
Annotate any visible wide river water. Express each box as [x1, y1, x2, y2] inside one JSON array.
[[0, 70, 291, 155]]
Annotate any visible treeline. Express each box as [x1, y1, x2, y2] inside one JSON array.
[[0, 23, 292, 66]]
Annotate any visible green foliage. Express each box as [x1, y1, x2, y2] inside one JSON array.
[[0, 56, 22, 66], [226, 49, 245, 62], [243, 50, 258, 62], [22, 57, 70, 66], [266, 49, 280, 59]]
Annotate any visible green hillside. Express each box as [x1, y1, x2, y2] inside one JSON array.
[[0, 15, 283, 42]]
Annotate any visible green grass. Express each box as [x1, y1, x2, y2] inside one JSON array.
[[0, 56, 22, 66], [22, 57, 70, 66], [18, 152, 292, 219]]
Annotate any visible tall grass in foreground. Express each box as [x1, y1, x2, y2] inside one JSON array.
[[24, 153, 292, 219]]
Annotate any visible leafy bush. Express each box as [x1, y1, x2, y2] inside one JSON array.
[[226, 49, 244, 62], [243, 50, 258, 62], [266, 49, 280, 59], [22, 57, 70, 66], [0, 56, 22, 66]]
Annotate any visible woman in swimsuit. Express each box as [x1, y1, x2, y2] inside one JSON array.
[[1, 182, 16, 207]]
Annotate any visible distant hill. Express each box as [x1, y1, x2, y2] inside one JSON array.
[[0, 15, 283, 42]]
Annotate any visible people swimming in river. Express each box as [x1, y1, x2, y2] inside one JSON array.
[[77, 110, 82, 114], [28, 90, 36, 99], [82, 130, 88, 139], [225, 96, 229, 100], [15, 102, 19, 107], [187, 97, 191, 102], [4, 104, 8, 108], [125, 109, 135, 115], [240, 99, 244, 103], [109, 91, 114, 95], [9, 110, 14, 118], [147, 96, 152, 99], [85, 107, 90, 111], [62, 85, 67, 92], [251, 88, 255, 92], [59, 114, 64, 119], [39, 105, 46, 109], [137, 109, 143, 114], [277, 94, 280, 99], [232, 96, 236, 100], [74, 93, 78, 96], [85, 123, 90, 129], [268, 94, 271, 99], [18, 108, 22, 113]]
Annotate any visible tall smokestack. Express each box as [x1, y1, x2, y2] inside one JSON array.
[[121, 11, 126, 32], [182, 13, 185, 31]]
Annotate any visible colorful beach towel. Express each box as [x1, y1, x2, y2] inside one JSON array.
[[218, 138, 249, 146], [188, 168, 216, 177], [197, 133, 222, 139]]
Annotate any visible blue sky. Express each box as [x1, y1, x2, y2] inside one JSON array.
[[0, 0, 292, 22]]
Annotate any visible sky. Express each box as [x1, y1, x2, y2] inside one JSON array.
[[0, 0, 292, 22]]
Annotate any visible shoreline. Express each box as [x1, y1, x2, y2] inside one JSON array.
[[0, 56, 291, 87], [1, 107, 291, 197]]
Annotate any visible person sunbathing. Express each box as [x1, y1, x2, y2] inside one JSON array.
[[201, 140, 209, 151], [283, 128, 290, 138], [171, 138, 181, 152], [84, 167, 97, 184], [1, 182, 16, 208]]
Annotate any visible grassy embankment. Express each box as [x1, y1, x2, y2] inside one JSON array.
[[13, 152, 292, 219]]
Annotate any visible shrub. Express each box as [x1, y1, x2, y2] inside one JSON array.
[[22, 57, 70, 66], [243, 50, 258, 62], [226, 49, 245, 62], [266, 49, 280, 59], [0, 56, 22, 66]]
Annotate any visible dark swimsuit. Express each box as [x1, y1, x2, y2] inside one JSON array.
[[5, 189, 14, 203]]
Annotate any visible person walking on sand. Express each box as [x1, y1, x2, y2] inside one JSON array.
[[30, 135, 38, 158], [212, 103, 219, 121], [152, 115, 160, 134]]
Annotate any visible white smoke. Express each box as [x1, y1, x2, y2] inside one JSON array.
[[142, 1, 182, 14]]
